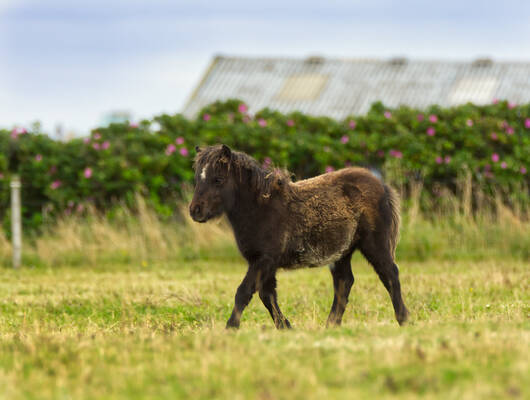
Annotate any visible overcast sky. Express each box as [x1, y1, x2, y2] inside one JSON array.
[[1, 0, 529, 135]]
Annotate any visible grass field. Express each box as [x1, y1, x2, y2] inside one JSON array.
[[0, 257, 528, 399]]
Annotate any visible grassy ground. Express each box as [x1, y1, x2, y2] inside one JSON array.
[[0, 257, 528, 399]]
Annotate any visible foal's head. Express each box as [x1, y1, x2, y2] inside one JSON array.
[[189, 144, 237, 223], [190, 144, 292, 223]]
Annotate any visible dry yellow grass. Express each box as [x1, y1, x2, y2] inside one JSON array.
[[1, 189, 527, 268]]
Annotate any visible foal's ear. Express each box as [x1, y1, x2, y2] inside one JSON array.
[[221, 144, 232, 158], [195, 146, 202, 153]]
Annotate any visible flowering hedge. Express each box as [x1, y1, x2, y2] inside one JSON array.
[[0, 99, 529, 230]]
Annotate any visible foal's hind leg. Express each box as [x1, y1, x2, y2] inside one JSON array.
[[258, 272, 291, 329], [326, 252, 354, 327], [360, 235, 409, 325]]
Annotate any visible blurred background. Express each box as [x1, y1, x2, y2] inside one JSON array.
[[1, 0, 529, 135], [0, 0, 528, 262]]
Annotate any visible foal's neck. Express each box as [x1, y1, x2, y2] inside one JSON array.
[[225, 183, 270, 234]]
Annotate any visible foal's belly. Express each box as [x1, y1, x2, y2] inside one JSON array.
[[282, 222, 357, 269]]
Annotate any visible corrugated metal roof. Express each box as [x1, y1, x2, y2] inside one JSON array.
[[182, 56, 530, 119]]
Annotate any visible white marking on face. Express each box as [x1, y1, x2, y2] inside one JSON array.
[[200, 164, 208, 181]]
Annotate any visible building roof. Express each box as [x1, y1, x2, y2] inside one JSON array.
[[182, 56, 530, 119]]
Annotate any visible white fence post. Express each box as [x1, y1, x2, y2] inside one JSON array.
[[10, 175, 22, 269]]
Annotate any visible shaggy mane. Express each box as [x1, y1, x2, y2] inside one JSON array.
[[194, 145, 292, 200]]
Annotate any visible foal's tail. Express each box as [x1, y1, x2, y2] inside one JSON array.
[[384, 185, 401, 260]]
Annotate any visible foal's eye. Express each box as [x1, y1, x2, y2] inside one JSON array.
[[214, 177, 224, 185]]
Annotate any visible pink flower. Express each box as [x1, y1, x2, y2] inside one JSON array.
[[508, 102, 516, 109], [490, 132, 498, 140], [500, 161, 507, 169], [76, 204, 85, 213], [165, 144, 176, 156], [286, 119, 295, 127], [84, 167, 93, 178], [129, 122, 139, 128], [426, 127, 436, 136], [0, 173, 4, 179], [83, 138, 90, 144], [340, 135, 349, 144], [258, 118, 267, 127], [93, 132, 101, 140], [484, 171, 494, 179], [49, 166, 57, 175], [466, 119, 473, 127], [325, 166, 335, 173], [175, 137, 185, 145], [262, 157, 272, 168], [506, 126, 514, 135], [429, 114, 438, 123], [242, 116, 250, 124], [384, 111, 392, 119], [444, 156, 451, 164], [202, 113, 211, 121], [348, 120, 356, 129], [525, 119, 530, 129], [92, 142, 101, 150], [238, 103, 248, 113], [521, 167, 527, 175], [492, 98, 499, 104], [389, 150, 403, 159], [484, 164, 491, 171], [435, 156, 443, 164], [101, 141, 110, 150], [11, 127, 26, 139], [491, 153, 500, 163], [179, 147, 189, 157], [50, 180, 61, 190], [417, 114, 424, 122], [377, 150, 385, 158], [35, 154, 43, 162]]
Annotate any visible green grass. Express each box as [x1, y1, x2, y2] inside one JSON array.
[[0, 258, 528, 399]]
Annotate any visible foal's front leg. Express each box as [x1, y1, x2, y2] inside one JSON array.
[[258, 273, 291, 329], [226, 265, 259, 329]]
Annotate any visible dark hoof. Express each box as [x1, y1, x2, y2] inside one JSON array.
[[397, 308, 409, 326], [226, 319, 240, 329], [277, 319, 292, 329], [326, 315, 342, 328]]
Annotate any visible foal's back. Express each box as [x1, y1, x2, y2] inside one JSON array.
[[282, 167, 386, 268], [290, 167, 385, 223]]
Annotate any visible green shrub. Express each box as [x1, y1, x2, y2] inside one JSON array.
[[0, 100, 528, 231]]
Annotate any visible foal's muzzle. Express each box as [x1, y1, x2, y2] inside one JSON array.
[[189, 202, 208, 223]]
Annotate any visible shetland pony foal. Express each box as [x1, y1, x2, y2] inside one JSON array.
[[190, 144, 409, 329]]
